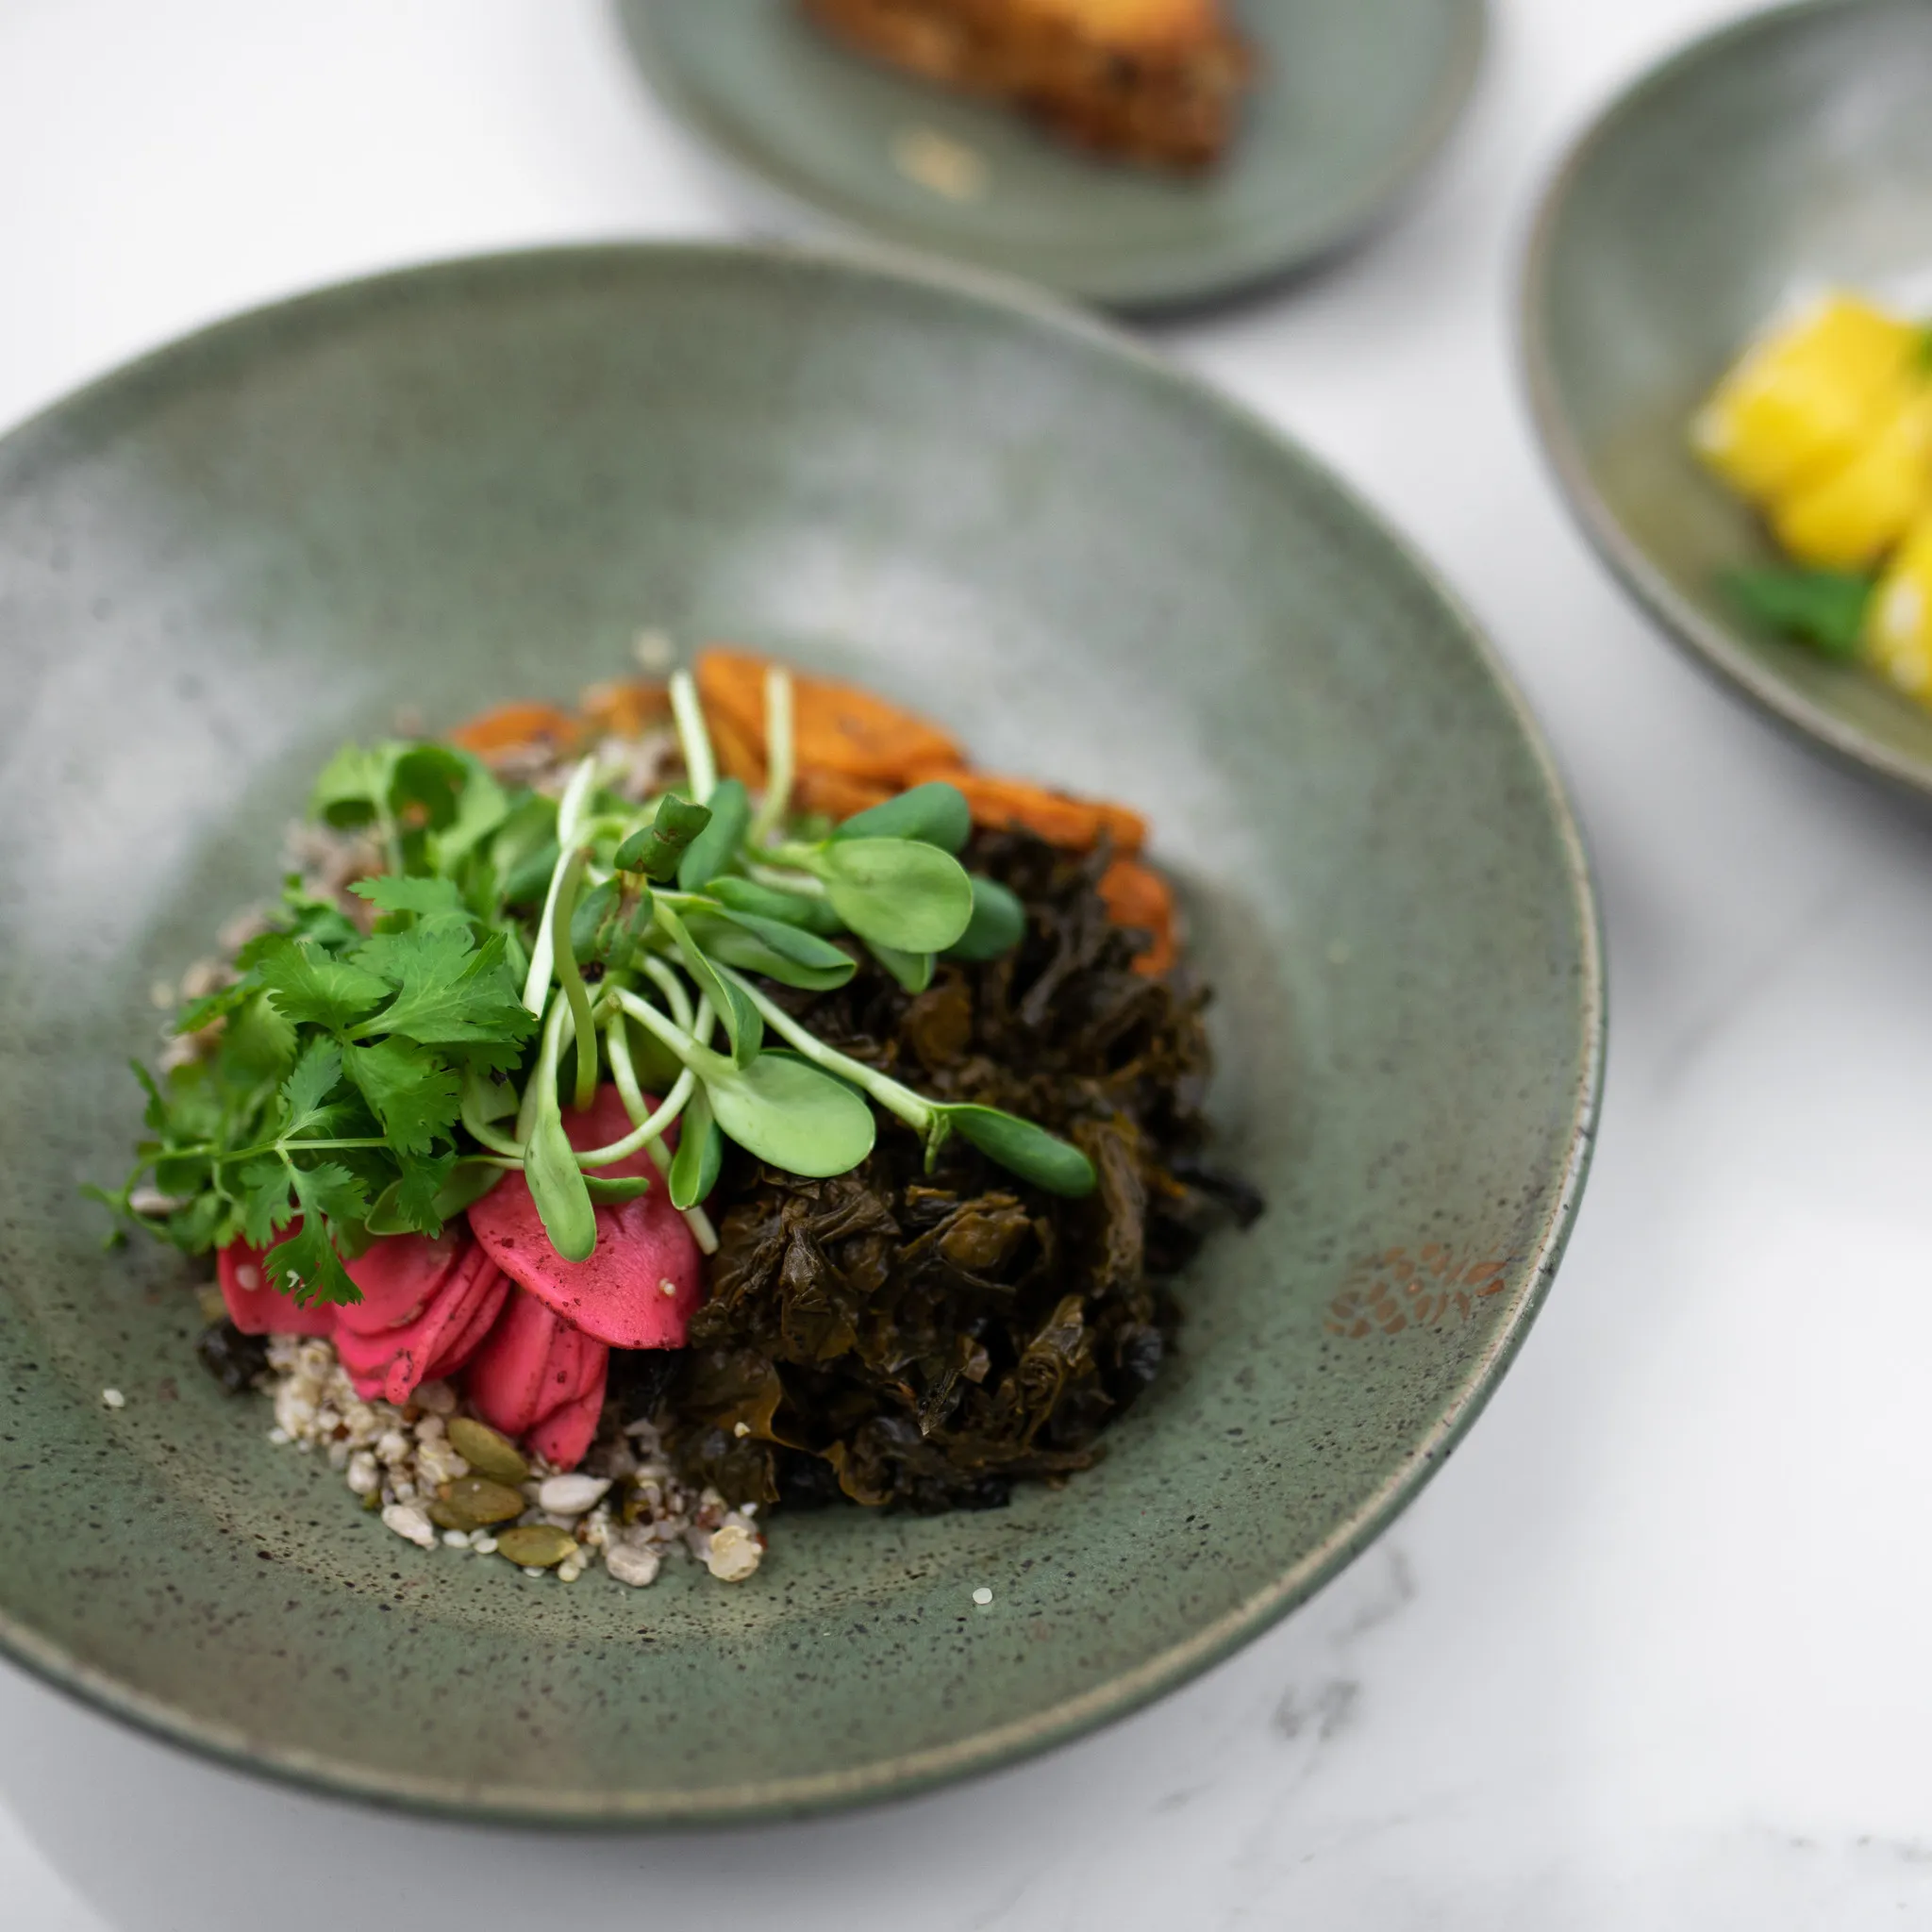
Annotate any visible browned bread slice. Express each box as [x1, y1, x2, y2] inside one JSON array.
[[803, 0, 1252, 171]]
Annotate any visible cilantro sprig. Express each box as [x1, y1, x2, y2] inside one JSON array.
[[105, 661, 1098, 1320]]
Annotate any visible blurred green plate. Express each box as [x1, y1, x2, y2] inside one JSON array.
[[1524, 0, 1932, 796], [0, 242, 1597, 1824], [620, 0, 1486, 309]]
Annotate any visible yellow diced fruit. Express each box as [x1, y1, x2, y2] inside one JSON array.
[[1865, 513, 1932, 704], [1691, 292, 1921, 504], [1771, 393, 1932, 569]]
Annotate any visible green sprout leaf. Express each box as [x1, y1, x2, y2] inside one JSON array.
[[583, 1173, 654, 1205], [655, 902, 762, 1065], [387, 742, 472, 833], [431, 752, 510, 867], [708, 874, 845, 934], [668, 1084, 723, 1209], [945, 874, 1026, 961], [820, 837, 974, 954], [865, 940, 934, 993], [615, 792, 713, 883], [525, 1104, 596, 1262], [833, 780, 971, 854], [1723, 565, 1874, 660], [698, 1047, 876, 1177], [675, 775, 751, 890], [685, 907, 857, 992], [938, 1104, 1096, 1198]]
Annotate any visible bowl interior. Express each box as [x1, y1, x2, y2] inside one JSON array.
[[0, 245, 1597, 1822], [619, 0, 1485, 309], [1527, 0, 1932, 791]]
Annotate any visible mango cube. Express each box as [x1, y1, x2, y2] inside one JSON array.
[[1865, 511, 1932, 704], [1772, 393, 1932, 570], [1692, 292, 1921, 504]]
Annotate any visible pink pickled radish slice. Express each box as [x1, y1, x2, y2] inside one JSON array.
[[335, 1227, 468, 1336], [217, 1230, 335, 1337], [467, 1084, 703, 1349]]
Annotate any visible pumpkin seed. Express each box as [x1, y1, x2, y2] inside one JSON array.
[[434, 1475, 525, 1528], [495, 1524, 577, 1569], [446, 1416, 529, 1485]]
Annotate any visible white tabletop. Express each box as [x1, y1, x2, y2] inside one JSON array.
[[8, 2, 1932, 1925]]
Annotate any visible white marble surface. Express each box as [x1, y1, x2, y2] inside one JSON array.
[[7, 2, 1932, 1924]]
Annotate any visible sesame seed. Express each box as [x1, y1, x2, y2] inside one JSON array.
[[732, 1421, 751, 1438], [101, 1388, 125, 1409], [658, 1277, 677, 1297], [972, 1587, 992, 1607]]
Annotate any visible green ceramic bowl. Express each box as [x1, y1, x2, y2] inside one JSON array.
[[0, 242, 1600, 1824], [1524, 0, 1932, 798], [618, 0, 1486, 310]]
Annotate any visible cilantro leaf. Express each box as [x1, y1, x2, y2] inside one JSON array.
[[1724, 565, 1874, 660], [432, 755, 509, 867], [174, 975, 258, 1035], [310, 741, 402, 830], [350, 874, 465, 920], [264, 1163, 368, 1307], [236, 1159, 300, 1248], [278, 1040, 344, 1139], [342, 1040, 462, 1157], [351, 926, 536, 1048], [255, 935, 391, 1030]]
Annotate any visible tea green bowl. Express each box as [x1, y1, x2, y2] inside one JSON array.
[[0, 242, 1600, 1824], [1524, 0, 1932, 799], [618, 0, 1486, 310]]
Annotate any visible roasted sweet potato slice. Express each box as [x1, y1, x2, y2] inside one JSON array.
[[697, 646, 965, 784], [578, 678, 670, 740], [951, 772, 1147, 854], [448, 700, 583, 758], [1099, 856, 1177, 975]]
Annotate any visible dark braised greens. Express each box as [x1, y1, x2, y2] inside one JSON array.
[[665, 831, 1259, 1514]]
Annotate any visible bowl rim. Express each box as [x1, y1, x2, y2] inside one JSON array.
[[616, 0, 1490, 313], [1518, 0, 1932, 803], [0, 237, 1606, 1826]]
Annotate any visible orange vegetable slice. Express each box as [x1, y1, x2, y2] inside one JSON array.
[[794, 767, 893, 821], [696, 646, 966, 784], [448, 701, 582, 758], [951, 772, 1147, 855], [1098, 857, 1176, 975], [578, 678, 670, 740]]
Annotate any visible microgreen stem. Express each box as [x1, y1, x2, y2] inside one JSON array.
[[742, 859, 830, 898], [460, 1085, 524, 1159], [714, 964, 933, 1133], [767, 841, 830, 877], [749, 665, 794, 847], [551, 847, 599, 1113], [605, 1008, 718, 1253], [639, 952, 696, 1034], [515, 993, 572, 1147], [611, 984, 704, 1071], [669, 669, 717, 805], [521, 755, 601, 1013]]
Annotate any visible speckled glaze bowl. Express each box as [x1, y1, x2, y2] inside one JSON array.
[[1524, 0, 1932, 798], [0, 243, 1600, 1824], [618, 0, 1487, 310]]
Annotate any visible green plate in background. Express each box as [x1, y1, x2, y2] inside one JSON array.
[[619, 0, 1486, 310], [0, 242, 1598, 1824], [1524, 0, 1932, 798]]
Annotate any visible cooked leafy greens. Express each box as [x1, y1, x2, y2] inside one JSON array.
[[101, 667, 1098, 1310], [665, 829, 1260, 1514]]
